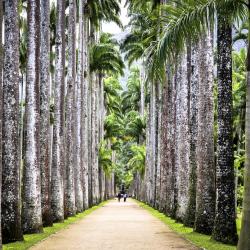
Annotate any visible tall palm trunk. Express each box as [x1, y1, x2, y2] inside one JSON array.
[[81, 1, 89, 209], [148, 81, 157, 206], [155, 82, 162, 209], [175, 52, 190, 221], [184, 44, 199, 227], [65, 0, 76, 217], [238, 2, 250, 249], [212, 12, 238, 244], [159, 78, 169, 212], [168, 69, 177, 217], [74, 0, 84, 212], [2, 0, 23, 243], [22, 0, 43, 234], [145, 98, 151, 203], [40, 0, 53, 227], [0, 0, 3, 246], [98, 74, 105, 201], [194, 28, 215, 235], [91, 74, 100, 205], [51, 0, 66, 222]]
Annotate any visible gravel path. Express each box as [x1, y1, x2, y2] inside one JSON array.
[[31, 199, 200, 250]]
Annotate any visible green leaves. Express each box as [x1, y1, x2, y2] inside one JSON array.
[[87, 0, 122, 29], [99, 141, 114, 178], [128, 144, 146, 177], [90, 33, 125, 76]]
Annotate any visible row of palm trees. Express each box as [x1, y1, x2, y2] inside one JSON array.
[[124, 0, 250, 249], [0, 0, 124, 247]]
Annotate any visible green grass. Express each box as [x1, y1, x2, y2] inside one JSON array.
[[3, 201, 108, 250], [136, 200, 240, 250]]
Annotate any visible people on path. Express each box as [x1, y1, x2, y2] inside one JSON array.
[[124, 193, 127, 202]]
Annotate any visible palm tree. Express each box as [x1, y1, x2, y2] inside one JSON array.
[[194, 28, 216, 235], [64, 0, 76, 217], [184, 44, 199, 227], [2, 0, 23, 243], [74, 0, 84, 212], [212, 10, 238, 244], [51, 0, 66, 222], [89, 33, 125, 76], [81, 0, 89, 210], [22, 0, 43, 234], [40, 0, 53, 227], [121, 68, 141, 113], [174, 52, 190, 221]]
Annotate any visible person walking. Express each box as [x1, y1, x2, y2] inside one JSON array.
[[124, 193, 127, 202], [118, 193, 122, 202]]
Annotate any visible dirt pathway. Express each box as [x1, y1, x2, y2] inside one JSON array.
[[31, 199, 200, 250]]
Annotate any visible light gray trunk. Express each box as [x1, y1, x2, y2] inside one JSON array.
[[22, 0, 43, 233], [91, 74, 100, 205], [74, 0, 84, 212], [81, 5, 89, 209], [175, 52, 190, 221], [155, 82, 162, 209], [2, 0, 23, 242], [195, 28, 215, 235], [145, 101, 151, 203], [159, 75, 170, 213], [51, 0, 66, 222], [64, 0, 76, 217], [40, 0, 53, 227]]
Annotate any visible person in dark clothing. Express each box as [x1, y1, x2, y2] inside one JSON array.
[[118, 193, 122, 202], [124, 193, 127, 202]]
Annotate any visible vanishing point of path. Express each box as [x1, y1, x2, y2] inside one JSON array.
[[31, 200, 199, 250]]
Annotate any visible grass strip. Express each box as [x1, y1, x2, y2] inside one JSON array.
[[3, 201, 108, 250], [136, 200, 239, 250]]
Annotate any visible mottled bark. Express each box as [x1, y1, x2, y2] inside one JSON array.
[[88, 73, 93, 207], [74, 0, 84, 212], [168, 70, 177, 217], [51, 0, 66, 222], [91, 74, 100, 205], [149, 82, 157, 206], [22, 0, 43, 234], [0, 0, 3, 247], [145, 100, 151, 203], [175, 52, 190, 221], [155, 82, 162, 209], [64, 0, 76, 217], [212, 12, 238, 244], [81, 3, 89, 209], [195, 28, 216, 235], [184, 44, 199, 227], [2, 0, 23, 243], [40, 0, 53, 227], [238, 5, 250, 249], [98, 75, 105, 201], [159, 79, 169, 212]]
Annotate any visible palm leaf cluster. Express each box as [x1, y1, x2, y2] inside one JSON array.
[[90, 33, 125, 76]]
